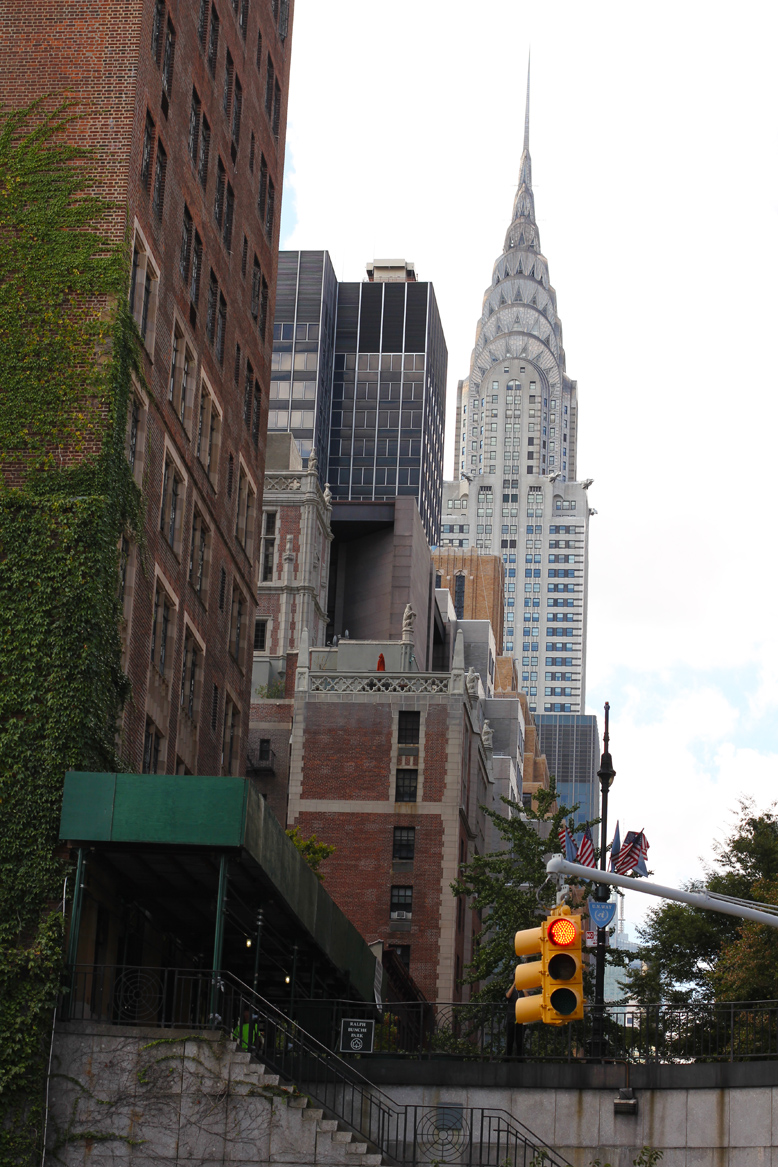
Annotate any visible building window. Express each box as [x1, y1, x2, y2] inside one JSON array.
[[196, 379, 222, 487], [189, 507, 210, 601], [390, 886, 413, 918], [229, 583, 248, 668], [141, 113, 157, 193], [395, 770, 418, 803], [126, 386, 148, 485], [198, 116, 211, 187], [207, 4, 219, 74], [272, 79, 281, 140], [265, 53, 274, 117], [254, 618, 267, 652], [454, 573, 465, 619], [265, 177, 275, 239], [218, 567, 227, 611], [232, 76, 243, 144], [393, 827, 415, 861], [162, 19, 176, 96], [180, 204, 193, 283], [222, 695, 240, 775], [239, 0, 249, 38], [214, 157, 226, 227], [260, 512, 276, 582], [223, 49, 234, 116], [243, 360, 254, 425], [128, 228, 159, 353], [188, 90, 201, 163], [398, 711, 420, 746], [223, 183, 234, 251], [151, 0, 165, 62], [142, 717, 163, 774], [257, 153, 268, 224], [392, 945, 411, 970], [211, 683, 220, 731], [234, 464, 256, 557], [216, 292, 227, 365], [159, 455, 184, 554], [180, 628, 201, 721], [190, 231, 203, 306], [168, 325, 194, 430], [150, 582, 172, 678]]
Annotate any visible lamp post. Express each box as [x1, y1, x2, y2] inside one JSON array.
[[592, 702, 615, 1057]]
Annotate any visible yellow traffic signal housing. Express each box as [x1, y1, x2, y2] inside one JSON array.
[[513, 906, 584, 1026]]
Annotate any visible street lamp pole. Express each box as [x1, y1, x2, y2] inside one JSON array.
[[592, 701, 615, 1056]]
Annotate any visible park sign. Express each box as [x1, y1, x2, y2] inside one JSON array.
[[340, 1019, 374, 1053]]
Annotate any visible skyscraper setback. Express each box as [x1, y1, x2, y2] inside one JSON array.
[[439, 73, 593, 718]]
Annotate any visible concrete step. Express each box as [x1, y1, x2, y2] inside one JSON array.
[[361, 1154, 384, 1166], [259, 1073, 280, 1086], [288, 1096, 309, 1109], [318, 1119, 339, 1132], [303, 1108, 325, 1122], [332, 1131, 355, 1145], [345, 1141, 368, 1154]]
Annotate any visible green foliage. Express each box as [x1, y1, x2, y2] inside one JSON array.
[[622, 800, 778, 1004], [451, 779, 601, 1000], [0, 101, 141, 1163], [255, 679, 286, 699], [285, 827, 336, 882]]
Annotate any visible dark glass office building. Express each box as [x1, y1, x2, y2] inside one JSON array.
[[271, 252, 447, 544], [535, 713, 600, 833], [271, 251, 338, 470]]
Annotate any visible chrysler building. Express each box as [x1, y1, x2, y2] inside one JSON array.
[[438, 70, 593, 717]]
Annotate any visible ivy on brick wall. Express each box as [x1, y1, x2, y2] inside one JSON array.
[[0, 101, 143, 1164]]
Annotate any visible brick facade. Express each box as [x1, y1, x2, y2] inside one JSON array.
[[287, 679, 490, 1003], [0, 0, 295, 775], [433, 549, 505, 647]]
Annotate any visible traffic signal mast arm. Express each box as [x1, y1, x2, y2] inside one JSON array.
[[547, 856, 778, 929]]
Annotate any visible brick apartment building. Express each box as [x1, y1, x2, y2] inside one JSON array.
[[433, 547, 505, 649], [1, 0, 294, 774]]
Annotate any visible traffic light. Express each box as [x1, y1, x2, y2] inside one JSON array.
[[513, 906, 584, 1025]]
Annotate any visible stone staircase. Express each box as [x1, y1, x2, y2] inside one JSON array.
[[48, 1021, 392, 1167], [226, 1042, 388, 1166]]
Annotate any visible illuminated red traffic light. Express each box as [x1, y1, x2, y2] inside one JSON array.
[[548, 917, 577, 948]]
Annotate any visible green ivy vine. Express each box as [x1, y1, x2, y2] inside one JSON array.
[[0, 100, 143, 1163]]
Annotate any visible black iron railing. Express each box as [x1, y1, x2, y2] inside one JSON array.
[[60, 967, 778, 1064], [60, 966, 572, 1167]]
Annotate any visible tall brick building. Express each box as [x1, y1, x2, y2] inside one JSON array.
[[432, 548, 505, 649], [1, 0, 294, 774]]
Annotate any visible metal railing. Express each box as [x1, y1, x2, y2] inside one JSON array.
[[309, 672, 452, 695], [289, 997, 778, 1064], [60, 966, 571, 1167]]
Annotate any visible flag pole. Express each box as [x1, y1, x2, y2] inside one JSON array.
[[592, 701, 616, 1058]]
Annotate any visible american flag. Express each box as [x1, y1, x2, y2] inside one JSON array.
[[576, 826, 596, 868], [558, 824, 577, 862], [614, 829, 649, 876]]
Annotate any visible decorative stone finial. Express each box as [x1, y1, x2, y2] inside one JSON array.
[[482, 720, 494, 750], [401, 603, 416, 644], [323, 482, 332, 507], [307, 447, 318, 474], [466, 667, 479, 696]]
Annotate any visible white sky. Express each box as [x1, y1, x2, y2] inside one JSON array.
[[280, 0, 778, 934]]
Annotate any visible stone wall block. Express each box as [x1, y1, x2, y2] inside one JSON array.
[[687, 1090, 730, 1149], [729, 1088, 772, 1148]]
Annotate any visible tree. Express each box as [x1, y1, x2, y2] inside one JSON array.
[[451, 780, 601, 1000], [621, 800, 778, 1003], [286, 827, 335, 882]]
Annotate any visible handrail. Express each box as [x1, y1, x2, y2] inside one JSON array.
[[60, 965, 573, 1167]]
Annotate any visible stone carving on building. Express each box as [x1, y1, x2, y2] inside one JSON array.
[[465, 667, 479, 696], [482, 720, 494, 749], [307, 447, 318, 474], [323, 482, 332, 507], [401, 603, 416, 642]]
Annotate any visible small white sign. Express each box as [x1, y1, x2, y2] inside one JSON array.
[[585, 930, 596, 946]]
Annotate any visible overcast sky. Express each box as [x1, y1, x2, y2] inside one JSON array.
[[279, 0, 778, 934]]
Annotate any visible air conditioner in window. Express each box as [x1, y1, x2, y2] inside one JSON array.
[[391, 910, 410, 920]]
